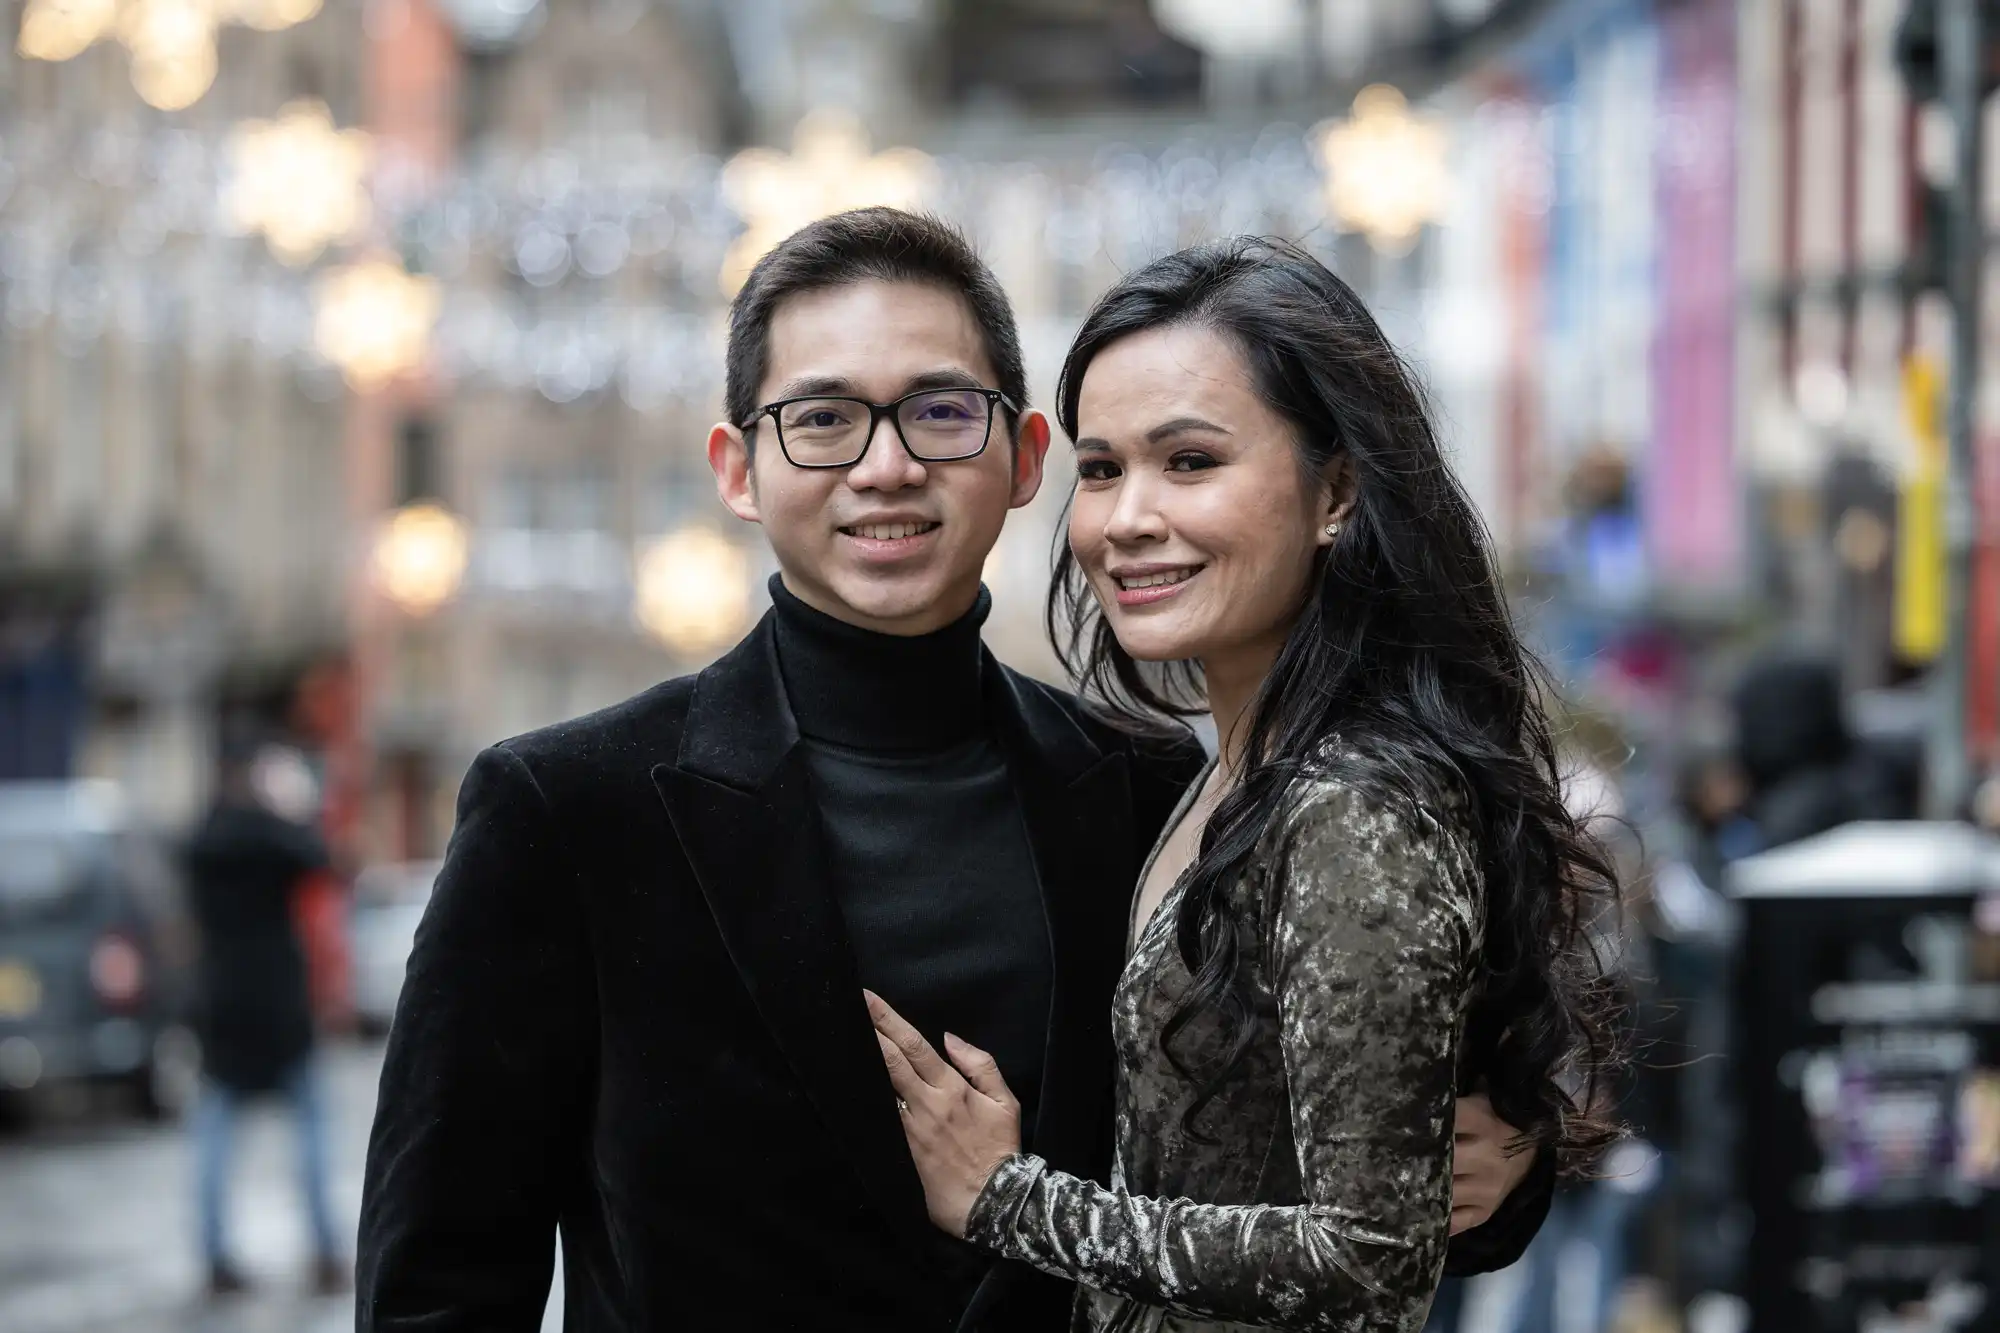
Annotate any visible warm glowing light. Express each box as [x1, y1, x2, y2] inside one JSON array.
[[633, 529, 752, 654], [128, 42, 218, 110], [20, 0, 315, 108], [120, 0, 218, 109], [313, 259, 441, 390], [228, 100, 372, 265], [1315, 85, 1451, 254], [225, 0, 323, 32], [719, 109, 937, 296], [16, 0, 117, 61], [373, 503, 470, 616]]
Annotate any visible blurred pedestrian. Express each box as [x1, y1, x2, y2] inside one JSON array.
[[182, 736, 345, 1298], [1495, 743, 1654, 1333], [1731, 652, 1903, 850]]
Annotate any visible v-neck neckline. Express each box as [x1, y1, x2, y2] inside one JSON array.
[[1126, 754, 1220, 958]]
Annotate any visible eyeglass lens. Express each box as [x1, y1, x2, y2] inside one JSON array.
[[776, 390, 992, 465]]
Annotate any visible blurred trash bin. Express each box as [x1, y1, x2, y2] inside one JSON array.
[[1729, 821, 2000, 1333]]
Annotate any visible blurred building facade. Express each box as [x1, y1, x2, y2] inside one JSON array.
[[6, 0, 1998, 856], [0, 3, 365, 826]]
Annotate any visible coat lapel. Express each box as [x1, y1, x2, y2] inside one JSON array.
[[985, 663, 1137, 1181], [650, 616, 931, 1240]]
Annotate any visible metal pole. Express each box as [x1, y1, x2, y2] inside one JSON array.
[[1929, 0, 1984, 819]]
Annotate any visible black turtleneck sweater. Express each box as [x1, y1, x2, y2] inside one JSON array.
[[769, 577, 1054, 1151]]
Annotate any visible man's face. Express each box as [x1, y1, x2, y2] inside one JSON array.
[[709, 280, 1050, 636]]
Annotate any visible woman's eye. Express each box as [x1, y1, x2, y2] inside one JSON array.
[[1076, 459, 1121, 482], [1167, 451, 1218, 473]]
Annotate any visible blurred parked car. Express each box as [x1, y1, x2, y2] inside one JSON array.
[[0, 780, 200, 1119], [348, 860, 438, 1037]]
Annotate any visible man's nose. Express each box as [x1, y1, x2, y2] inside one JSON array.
[[845, 414, 928, 492]]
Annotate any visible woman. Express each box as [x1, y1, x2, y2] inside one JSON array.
[[869, 238, 1622, 1332]]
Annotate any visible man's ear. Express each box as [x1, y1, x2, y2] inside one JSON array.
[[708, 422, 761, 524], [1006, 408, 1053, 511]]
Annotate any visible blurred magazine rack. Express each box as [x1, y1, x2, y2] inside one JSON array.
[[1730, 822, 2000, 1333]]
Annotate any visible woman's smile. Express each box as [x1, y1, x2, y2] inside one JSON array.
[[1109, 563, 1205, 606]]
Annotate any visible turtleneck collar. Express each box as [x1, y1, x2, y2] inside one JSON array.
[[769, 574, 990, 752]]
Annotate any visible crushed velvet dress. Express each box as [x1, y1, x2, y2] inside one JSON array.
[[963, 756, 1484, 1333]]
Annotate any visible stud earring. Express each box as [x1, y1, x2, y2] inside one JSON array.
[[1323, 521, 1340, 539]]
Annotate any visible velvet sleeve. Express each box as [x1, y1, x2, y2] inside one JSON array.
[[963, 782, 1475, 1333], [356, 746, 595, 1332]]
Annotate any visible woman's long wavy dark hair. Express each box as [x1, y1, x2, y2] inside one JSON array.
[[1048, 237, 1624, 1170]]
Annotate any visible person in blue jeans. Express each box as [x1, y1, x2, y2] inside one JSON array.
[[182, 738, 346, 1298], [192, 1057, 340, 1290]]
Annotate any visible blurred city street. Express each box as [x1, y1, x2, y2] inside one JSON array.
[[4, 0, 2000, 1329], [0, 1040, 378, 1333]]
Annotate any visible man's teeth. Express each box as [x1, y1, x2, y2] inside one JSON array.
[[847, 522, 938, 540], [1118, 569, 1196, 590]]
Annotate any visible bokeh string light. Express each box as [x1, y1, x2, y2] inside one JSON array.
[[632, 528, 752, 655], [718, 109, 937, 297], [15, 0, 117, 61], [1314, 84, 1451, 254], [313, 258, 441, 390], [0, 112, 1346, 407], [226, 100, 372, 266], [17, 0, 323, 110], [372, 502, 471, 617]]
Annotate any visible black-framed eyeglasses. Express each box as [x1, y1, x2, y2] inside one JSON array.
[[738, 387, 1020, 469]]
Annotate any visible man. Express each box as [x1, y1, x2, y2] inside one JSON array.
[[184, 737, 345, 1298], [358, 208, 1548, 1332]]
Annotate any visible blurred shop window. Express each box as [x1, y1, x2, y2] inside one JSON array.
[[639, 463, 732, 540], [0, 372, 17, 515], [561, 74, 648, 140], [478, 460, 628, 602], [492, 649, 627, 741], [459, 48, 509, 146], [942, 0, 1202, 109], [59, 346, 104, 536]]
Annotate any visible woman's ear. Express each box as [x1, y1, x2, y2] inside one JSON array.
[[1316, 454, 1358, 545]]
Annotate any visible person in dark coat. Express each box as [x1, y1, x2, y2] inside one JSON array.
[[1731, 653, 1904, 850], [182, 738, 344, 1298]]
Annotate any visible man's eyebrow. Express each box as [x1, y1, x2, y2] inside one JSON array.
[[901, 368, 987, 392], [1071, 416, 1232, 451], [770, 368, 988, 400], [772, 374, 860, 399]]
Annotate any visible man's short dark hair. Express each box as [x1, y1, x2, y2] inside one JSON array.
[[724, 207, 1028, 442]]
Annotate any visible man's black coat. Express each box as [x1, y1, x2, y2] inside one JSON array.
[[356, 613, 1547, 1331]]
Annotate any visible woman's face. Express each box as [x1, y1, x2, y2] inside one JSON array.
[[1068, 325, 1339, 673]]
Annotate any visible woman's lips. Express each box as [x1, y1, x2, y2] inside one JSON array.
[[1110, 565, 1202, 607]]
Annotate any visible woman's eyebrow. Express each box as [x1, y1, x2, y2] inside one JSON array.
[[1072, 415, 1233, 451], [1147, 415, 1231, 442]]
